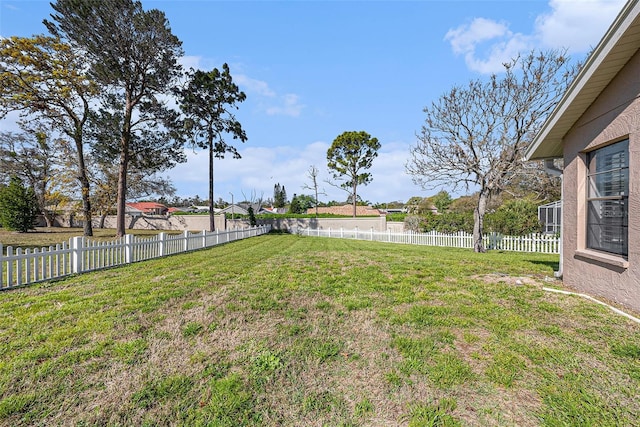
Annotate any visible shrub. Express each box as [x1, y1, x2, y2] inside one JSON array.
[[0, 176, 39, 232], [419, 212, 474, 234], [485, 199, 542, 235]]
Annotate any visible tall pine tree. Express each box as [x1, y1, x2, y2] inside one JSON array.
[[273, 183, 287, 208]]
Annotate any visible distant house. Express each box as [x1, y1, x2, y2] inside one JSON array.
[[190, 205, 219, 213], [261, 206, 286, 214], [125, 202, 168, 216], [167, 207, 187, 214], [219, 204, 249, 216], [307, 205, 382, 216], [525, 0, 640, 312]]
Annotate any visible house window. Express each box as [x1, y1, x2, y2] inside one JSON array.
[[586, 139, 629, 256]]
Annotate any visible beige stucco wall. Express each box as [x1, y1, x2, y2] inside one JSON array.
[[254, 216, 391, 232], [93, 215, 399, 234], [94, 214, 227, 231], [561, 48, 640, 313]]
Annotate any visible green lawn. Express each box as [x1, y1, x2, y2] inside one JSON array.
[[0, 234, 638, 426]]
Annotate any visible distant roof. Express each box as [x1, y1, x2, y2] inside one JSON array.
[[526, 0, 640, 160], [127, 202, 168, 209], [126, 202, 168, 214], [219, 204, 249, 215]]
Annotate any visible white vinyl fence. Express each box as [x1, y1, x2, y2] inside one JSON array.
[[0, 226, 270, 290], [297, 228, 560, 254]]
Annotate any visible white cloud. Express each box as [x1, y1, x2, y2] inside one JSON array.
[[535, 0, 625, 52], [265, 93, 305, 117], [177, 56, 302, 117], [446, 0, 626, 74], [446, 18, 511, 55], [235, 74, 277, 98], [178, 55, 204, 70], [445, 17, 534, 74], [168, 140, 423, 204]]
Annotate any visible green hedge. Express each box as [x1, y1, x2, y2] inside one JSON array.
[[409, 199, 542, 236]]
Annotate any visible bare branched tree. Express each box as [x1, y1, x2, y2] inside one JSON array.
[[406, 50, 577, 252], [302, 165, 326, 217]]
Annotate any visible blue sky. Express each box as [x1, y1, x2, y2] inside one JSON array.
[[0, 0, 626, 205]]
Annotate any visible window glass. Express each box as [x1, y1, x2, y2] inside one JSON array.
[[586, 139, 629, 256]]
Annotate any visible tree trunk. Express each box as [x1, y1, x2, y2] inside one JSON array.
[[43, 210, 54, 228], [473, 189, 489, 253], [208, 136, 215, 232], [116, 101, 133, 238], [352, 182, 357, 218], [75, 134, 93, 237], [99, 213, 107, 229], [115, 148, 128, 237]]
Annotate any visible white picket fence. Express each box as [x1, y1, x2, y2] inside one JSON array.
[[297, 228, 560, 254], [0, 226, 271, 290]]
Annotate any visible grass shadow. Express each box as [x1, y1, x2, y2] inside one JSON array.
[[528, 259, 559, 271]]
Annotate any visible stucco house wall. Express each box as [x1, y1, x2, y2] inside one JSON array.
[[561, 48, 640, 311], [526, 0, 640, 314]]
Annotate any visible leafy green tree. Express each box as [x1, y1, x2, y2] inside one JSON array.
[[247, 206, 257, 226], [405, 196, 435, 215], [405, 196, 424, 214], [407, 50, 576, 252], [288, 194, 315, 214], [177, 64, 247, 231], [431, 190, 453, 213], [273, 183, 287, 208], [288, 194, 302, 214], [327, 131, 380, 217], [0, 129, 62, 227], [0, 176, 39, 232], [0, 35, 98, 235], [46, 0, 185, 237]]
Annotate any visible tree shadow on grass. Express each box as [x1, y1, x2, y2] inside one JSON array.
[[528, 259, 560, 271]]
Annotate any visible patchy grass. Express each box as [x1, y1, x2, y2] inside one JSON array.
[[0, 234, 638, 426]]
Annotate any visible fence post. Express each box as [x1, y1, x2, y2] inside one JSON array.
[[125, 234, 133, 264], [202, 230, 207, 248], [183, 230, 189, 252], [71, 236, 83, 273], [6, 247, 13, 287], [158, 232, 166, 257], [0, 243, 3, 289]]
